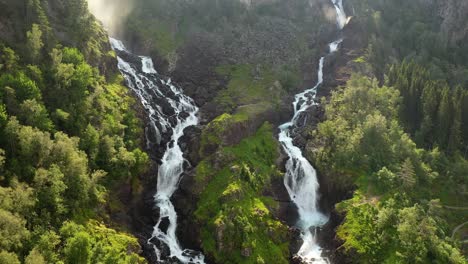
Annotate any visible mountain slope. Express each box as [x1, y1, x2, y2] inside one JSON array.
[[0, 0, 149, 262]]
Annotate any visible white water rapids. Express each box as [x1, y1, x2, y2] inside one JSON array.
[[110, 38, 205, 264], [278, 1, 347, 263]]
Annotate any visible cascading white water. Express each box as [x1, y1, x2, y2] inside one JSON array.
[[110, 38, 205, 264], [332, 0, 347, 29], [278, 1, 347, 263]]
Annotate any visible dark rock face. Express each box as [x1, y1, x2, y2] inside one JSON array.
[[116, 1, 371, 263], [437, 0, 468, 45], [172, 32, 227, 114], [126, 163, 160, 263]]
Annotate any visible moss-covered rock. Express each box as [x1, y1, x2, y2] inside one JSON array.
[[194, 122, 289, 264]]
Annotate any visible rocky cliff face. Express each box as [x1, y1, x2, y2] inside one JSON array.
[[437, 0, 468, 45], [116, 0, 363, 263]]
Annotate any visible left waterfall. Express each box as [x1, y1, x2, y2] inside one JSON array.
[[110, 38, 206, 264]]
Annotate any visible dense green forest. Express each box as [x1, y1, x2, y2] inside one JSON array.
[[0, 0, 148, 263], [312, 75, 467, 263], [306, 0, 468, 262]]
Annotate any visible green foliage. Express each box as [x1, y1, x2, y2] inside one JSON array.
[[34, 165, 68, 222], [26, 24, 44, 63], [313, 75, 406, 187], [318, 75, 466, 262], [0, 71, 41, 102], [351, 0, 468, 86], [32, 231, 61, 263], [25, 249, 46, 264], [0, 4, 147, 263], [199, 113, 243, 154], [64, 232, 92, 264], [388, 62, 468, 155], [0, 104, 7, 129], [0, 251, 20, 264], [195, 122, 288, 263], [18, 99, 54, 131], [337, 196, 466, 264], [0, 47, 19, 72], [336, 193, 382, 262], [0, 209, 30, 251], [60, 221, 145, 264]]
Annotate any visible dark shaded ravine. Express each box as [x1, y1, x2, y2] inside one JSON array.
[[107, 2, 367, 264]]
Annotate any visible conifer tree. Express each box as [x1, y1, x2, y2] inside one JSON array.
[[436, 87, 453, 150], [26, 24, 44, 63]]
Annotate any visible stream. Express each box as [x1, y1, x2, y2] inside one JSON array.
[[110, 38, 205, 264], [278, 0, 347, 263]]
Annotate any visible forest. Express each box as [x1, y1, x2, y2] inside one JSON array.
[[0, 0, 148, 263], [0, 0, 467, 263]]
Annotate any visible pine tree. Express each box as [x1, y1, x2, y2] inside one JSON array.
[[416, 81, 440, 147], [436, 86, 453, 150], [460, 90, 468, 157], [26, 0, 52, 49], [26, 24, 44, 63], [447, 87, 463, 154], [399, 158, 416, 188]]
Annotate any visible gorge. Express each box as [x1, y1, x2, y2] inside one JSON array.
[[110, 38, 206, 263], [0, 0, 465, 263], [278, 0, 346, 262], [107, 1, 351, 262]]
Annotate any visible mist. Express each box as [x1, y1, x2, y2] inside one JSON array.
[[88, 0, 134, 36]]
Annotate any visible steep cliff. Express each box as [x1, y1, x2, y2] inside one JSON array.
[[438, 0, 468, 45]]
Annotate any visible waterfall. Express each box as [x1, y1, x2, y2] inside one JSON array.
[[278, 1, 347, 263], [110, 38, 205, 264], [332, 0, 347, 29]]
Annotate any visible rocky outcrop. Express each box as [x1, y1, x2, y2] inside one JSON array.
[[0, 0, 24, 46], [437, 0, 468, 45]]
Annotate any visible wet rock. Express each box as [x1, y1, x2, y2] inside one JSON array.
[[179, 125, 202, 166], [291, 255, 306, 264], [158, 216, 170, 234], [140, 237, 159, 264], [289, 226, 303, 256]]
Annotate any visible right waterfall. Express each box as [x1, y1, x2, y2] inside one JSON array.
[[278, 1, 347, 263]]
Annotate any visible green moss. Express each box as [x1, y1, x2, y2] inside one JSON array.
[[194, 123, 289, 264], [354, 56, 366, 63], [199, 103, 277, 157], [199, 113, 235, 155], [222, 181, 243, 199], [193, 159, 215, 194], [214, 64, 286, 112]]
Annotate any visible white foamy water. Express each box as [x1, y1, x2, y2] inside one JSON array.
[[278, 1, 347, 263], [110, 38, 205, 264], [332, 0, 347, 29]]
